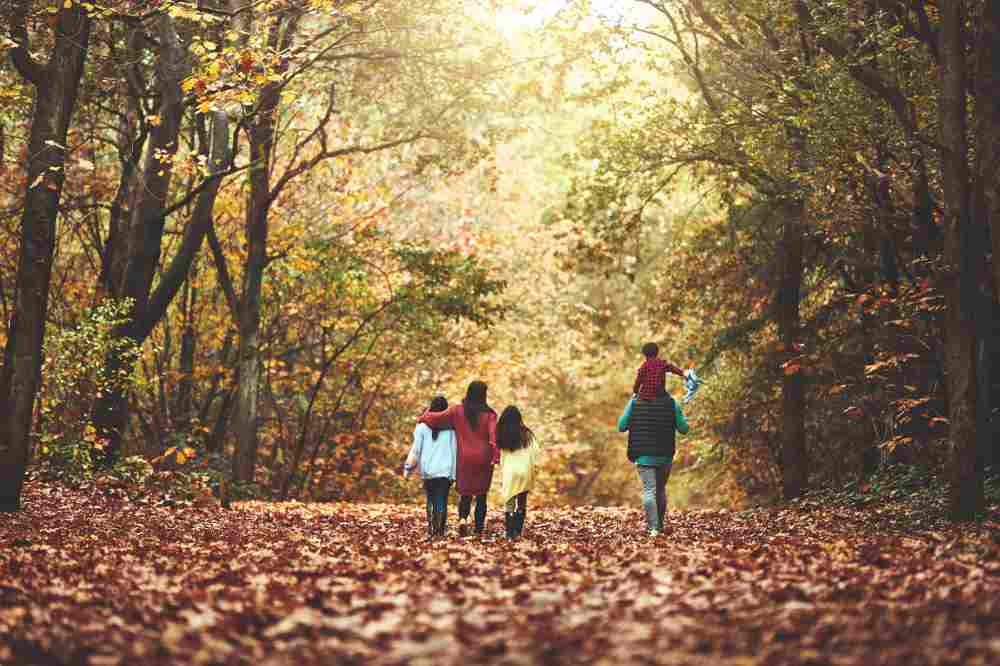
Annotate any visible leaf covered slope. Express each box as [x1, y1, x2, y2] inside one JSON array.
[[2, 481, 1000, 665]]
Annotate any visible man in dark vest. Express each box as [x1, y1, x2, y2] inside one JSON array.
[[618, 387, 689, 536]]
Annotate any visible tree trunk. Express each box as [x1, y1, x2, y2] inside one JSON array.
[[231, 8, 301, 483], [779, 196, 808, 500], [175, 271, 197, 431], [938, 0, 983, 520], [91, 14, 188, 462], [978, 0, 1000, 298], [232, 84, 279, 484], [974, 0, 1000, 469], [97, 25, 145, 301], [0, 4, 91, 512]]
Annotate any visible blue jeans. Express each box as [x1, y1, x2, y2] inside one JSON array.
[[637, 464, 672, 531], [424, 478, 451, 514], [457, 494, 487, 530]]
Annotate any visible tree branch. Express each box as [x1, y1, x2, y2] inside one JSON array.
[[7, 0, 45, 84]]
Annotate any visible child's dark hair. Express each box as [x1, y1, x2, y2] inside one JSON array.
[[642, 342, 659, 358], [463, 380, 492, 430], [428, 396, 449, 441], [497, 406, 534, 451]]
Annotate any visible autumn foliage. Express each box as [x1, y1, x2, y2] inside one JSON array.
[[2, 479, 1000, 665]]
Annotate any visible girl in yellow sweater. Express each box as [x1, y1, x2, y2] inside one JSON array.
[[497, 406, 539, 539]]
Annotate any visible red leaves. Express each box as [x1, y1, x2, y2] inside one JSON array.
[[1, 480, 999, 664]]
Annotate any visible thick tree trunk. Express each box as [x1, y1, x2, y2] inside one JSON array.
[[978, 0, 1000, 298], [974, 0, 1000, 468], [0, 5, 92, 511], [232, 85, 280, 484], [98, 25, 145, 301], [91, 14, 188, 462], [91, 81, 230, 463], [938, 1, 983, 521], [231, 7, 300, 483], [779, 197, 808, 500]]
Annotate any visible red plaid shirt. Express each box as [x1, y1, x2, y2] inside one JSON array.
[[633, 358, 684, 400]]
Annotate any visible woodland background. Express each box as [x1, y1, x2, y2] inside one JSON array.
[[1, 0, 999, 520]]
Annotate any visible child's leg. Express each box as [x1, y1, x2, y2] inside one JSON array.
[[515, 492, 528, 537], [441, 480, 452, 523], [458, 495, 472, 520], [473, 494, 487, 532], [422, 480, 436, 536], [426, 478, 445, 513]]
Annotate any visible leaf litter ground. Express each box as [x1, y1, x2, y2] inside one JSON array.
[[2, 480, 1000, 665]]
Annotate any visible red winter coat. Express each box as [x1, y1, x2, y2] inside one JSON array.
[[419, 404, 498, 496]]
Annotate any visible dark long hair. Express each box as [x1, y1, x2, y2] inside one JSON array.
[[497, 405, 534, 451], [428, 396, 449, 441], [462, 380, 493, 430]]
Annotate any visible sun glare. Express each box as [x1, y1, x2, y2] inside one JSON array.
[[495, 0, 630, 37]]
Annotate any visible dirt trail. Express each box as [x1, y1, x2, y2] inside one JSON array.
[[2, 481, 999, 665]]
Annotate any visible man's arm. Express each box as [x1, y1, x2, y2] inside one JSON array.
[[675, 402, 689, 435], [618, 397, 635, 433]]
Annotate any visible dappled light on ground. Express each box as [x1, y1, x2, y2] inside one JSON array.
[[2, 482, 999, 665]]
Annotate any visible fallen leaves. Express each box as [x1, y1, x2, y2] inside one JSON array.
[[1, 480, 999, 665]]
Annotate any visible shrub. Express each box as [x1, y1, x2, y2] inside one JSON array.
[[111, 455, 154, 485], [34, 300, 139, 483]]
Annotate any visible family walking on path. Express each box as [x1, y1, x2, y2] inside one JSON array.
[[405, 380, 538, 540], [404, 343, 698, 540]]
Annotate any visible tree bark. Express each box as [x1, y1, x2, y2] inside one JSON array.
[[938, 0, 983, 520], [0, 3, 92, 511], [779, 196, 808, 500], [175, 269, 197, 431], [90, 14, 189, 461], [231, 9, 302, 484], [231, 82, 279, 484], [974, 0, 1000, 469], [977, 0, 1000, 299]]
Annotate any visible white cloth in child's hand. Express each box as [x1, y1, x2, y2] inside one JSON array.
[[683, 368, 704, 404]]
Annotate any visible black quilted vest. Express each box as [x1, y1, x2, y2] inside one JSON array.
[[626, 393, 677, 462]]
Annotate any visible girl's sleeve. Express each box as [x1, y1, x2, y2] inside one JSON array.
[[617, 397, 635, 433], [404, 425, 423, 477], [418, 405, 455, 429], [489, 413, 500, 465]]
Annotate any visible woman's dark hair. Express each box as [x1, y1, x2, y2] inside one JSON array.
[[497, 405, 534, 451], [462, 380, 492, 430], [428, 396, 449, 441]]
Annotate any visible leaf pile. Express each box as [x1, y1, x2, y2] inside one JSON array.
[[2, 480, 1000, 665]]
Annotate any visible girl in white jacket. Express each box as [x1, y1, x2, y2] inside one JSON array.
[[404, 396, 457, 538]]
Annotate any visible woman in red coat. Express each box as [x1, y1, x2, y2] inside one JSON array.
[[419, 380, 498, 535]]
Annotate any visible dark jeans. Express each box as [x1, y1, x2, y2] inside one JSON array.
[[424, 478, 451, 514], [457, 494, 487, 530], [505, 491, 527, 513]]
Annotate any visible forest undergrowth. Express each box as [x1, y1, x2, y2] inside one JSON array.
[[2, 477, 999, 666]]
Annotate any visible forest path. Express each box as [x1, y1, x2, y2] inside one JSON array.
[[2, 481, 1000, 665]]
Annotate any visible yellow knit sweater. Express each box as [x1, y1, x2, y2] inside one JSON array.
[[500, 441, 539, 504]]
